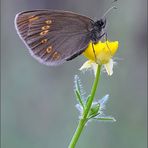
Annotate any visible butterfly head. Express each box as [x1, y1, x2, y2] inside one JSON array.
[[90, 18, 106, 43], [95, 18, 106, 30]]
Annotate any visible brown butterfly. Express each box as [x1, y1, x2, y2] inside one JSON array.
[[15, 8, 115, 66]]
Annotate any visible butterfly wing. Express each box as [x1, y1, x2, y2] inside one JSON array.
[[15, 10, 94, 65]]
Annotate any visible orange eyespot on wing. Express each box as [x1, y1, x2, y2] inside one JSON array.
[[29, 16, 39, 22], [46, 46, 53, 53], [41, 25, 50, 30], [45, 20, 52, 24], [52, 51, 61, 60], [41, 38, 48, 44], [40, 30, 49, 36]]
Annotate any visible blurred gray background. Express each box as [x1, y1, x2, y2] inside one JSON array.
[[1, 0, 147, 148]]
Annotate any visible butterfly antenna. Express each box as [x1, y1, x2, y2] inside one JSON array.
[[104, 33, 112, 56], [102, 6, 117, 19], [112, 0, 118, 3]]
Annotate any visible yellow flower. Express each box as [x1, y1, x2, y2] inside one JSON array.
[[80, 40, 119, 76]]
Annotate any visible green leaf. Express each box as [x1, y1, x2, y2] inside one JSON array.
[[88, 103, 100, 118], [86, 95, 91, 105], [74, 75, 86, 108], [93, 117, 116, 122], [75, 90, 84, 108]]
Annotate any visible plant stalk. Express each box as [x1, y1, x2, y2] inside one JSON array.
[[69, 65, 101, 148]]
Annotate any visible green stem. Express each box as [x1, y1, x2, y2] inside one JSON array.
[[69, 65, 101, 148]]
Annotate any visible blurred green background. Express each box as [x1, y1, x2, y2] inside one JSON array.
[[1, 0, 147, 148]]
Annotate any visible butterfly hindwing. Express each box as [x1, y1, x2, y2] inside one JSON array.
[[15, 10, 94, 65]]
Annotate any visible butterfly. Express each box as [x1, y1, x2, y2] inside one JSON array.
[[15, 9, 114, 66]]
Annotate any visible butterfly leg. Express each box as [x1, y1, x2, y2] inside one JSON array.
[[92, 43, 97, 62], [91, 43, 102, 65], [104, 32, 112, 56]]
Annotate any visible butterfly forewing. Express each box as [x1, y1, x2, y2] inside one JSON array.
[[15, 10, 94, 65]]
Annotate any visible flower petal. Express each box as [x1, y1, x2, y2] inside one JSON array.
[[107, 41, 119, 56], [83, 40, 119, 64], [104, 59, 114, 76], [79, 60, 93, 71], [79, 60, 98, 76], [91, 62, 98, 76]]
